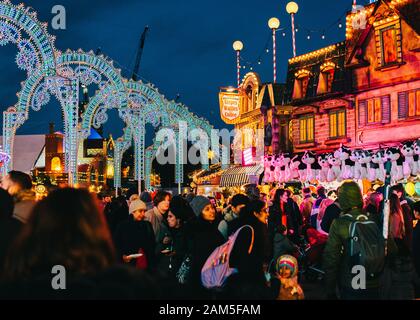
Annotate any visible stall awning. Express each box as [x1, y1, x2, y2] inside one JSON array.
[[219, 164, 264, 187]]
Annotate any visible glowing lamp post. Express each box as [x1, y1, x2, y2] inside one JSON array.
[[233, 40, 243, 88], [286, 2, 299, 57], [268, 17, 280, 83]]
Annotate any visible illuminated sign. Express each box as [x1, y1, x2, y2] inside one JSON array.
[[219, 90, 244, 124], [242, 147, 255, 166]]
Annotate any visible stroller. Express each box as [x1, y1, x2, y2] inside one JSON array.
[[297, 225, 328, 281]]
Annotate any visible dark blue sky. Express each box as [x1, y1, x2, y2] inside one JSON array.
[[1, 0, 369, 138]]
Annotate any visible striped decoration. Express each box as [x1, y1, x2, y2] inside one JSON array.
[[219, 164, 264, 187]]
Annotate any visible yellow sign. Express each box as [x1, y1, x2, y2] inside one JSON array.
[[219, 91, 243, 124]]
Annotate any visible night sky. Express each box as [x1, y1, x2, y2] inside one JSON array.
[[0, 0, 368, 140]]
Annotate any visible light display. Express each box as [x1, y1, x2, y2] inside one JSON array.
[[1, 0, 57, 173], [1, 1, 216, 189]]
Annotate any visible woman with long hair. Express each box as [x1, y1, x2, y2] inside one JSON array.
[[3, 188, 115, 281], [364, 191, 382, 226], [389, 193, 407, 253]]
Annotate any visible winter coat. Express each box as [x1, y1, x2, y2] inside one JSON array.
[[323, 209, 381, 297], [320, 201, 341, 233], [268, 199, 302, 244], [400, 200, 413, 252], [114, 216, 156, 271], [299, 196, 314, 225], [145, 207, 169, 243], [156, 225, 188, 278], [0, 217, 22, 274], [185, 217, 225, 289], [413, 221, 420, 279], [12, 190, 36, 224]]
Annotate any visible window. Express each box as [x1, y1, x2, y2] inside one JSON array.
[[380, 26, 398, 66], [374, 18, 403, 68], [293, 70, 310, 99], [329, 109, 346, 138], [358, 95, 391, 127], [398, 90, 420, 119], [299, 114, 314, 143], [317, 62, 335, 95], [51, 157, 61, 172]]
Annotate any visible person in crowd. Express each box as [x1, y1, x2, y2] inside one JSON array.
[[187, 195, 224, 296], [185, 192, 195, 204], [156, 196, 190, 286], [221, 199, 272, 299], [323, 181, 381, 300], [128, 194, 139, 207], [364, 191, 383, 227], [106, 195, 130, 237], [327, 190, 337, 201], [145, 190, 171, 242], [310, 186, 327, 229], [0, 189, 19, 273], [218, 194, 249, 239], [317, 198, 334, 235], [381, 193, 416, 300], [114, 199, 156, 272], [268, 189, 301, 245], [140, 191, 154, 211], [2, 189, 115, 284], [320, 189, 342, 234], [299, 187, 314, 226], [391, 184, 413, 252], [1, 171, 35, 224], [1, 188, 163, 299], [274, 255, 304, 300]]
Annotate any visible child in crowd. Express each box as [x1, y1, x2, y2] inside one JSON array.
[[275, 255, 304, 300]]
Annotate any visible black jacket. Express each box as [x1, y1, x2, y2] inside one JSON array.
[[114, 216, 156, 271], [268, 199, 302, 243], [320, 201, 341, 233], [0, 217, 23, 274], [185, 217, 225, 288]]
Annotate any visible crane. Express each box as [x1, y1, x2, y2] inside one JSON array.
[[132, 26, 149, 81]]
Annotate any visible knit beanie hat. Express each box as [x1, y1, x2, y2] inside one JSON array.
[[169, 195, 195, 222], [140, 191, 152, 203], [338, 180, 363, 213], [276, 254, 298, 278], [129, 199, 147, 214], [190, 195, 211, 217]]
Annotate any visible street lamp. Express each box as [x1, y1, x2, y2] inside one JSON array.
[[233, 40, 243, 88], [286, 1, 299, 57], [268, 17, 280, 83]]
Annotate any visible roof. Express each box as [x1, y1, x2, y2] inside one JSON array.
[[219, 164, 264, 187], [284, 42, 349, 105], [258, 83, 287, 107], [0, 135, 45, 173]]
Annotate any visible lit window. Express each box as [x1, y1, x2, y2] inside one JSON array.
[[299, 114, 314, 143], [51, 157, 61, 172], [329, 109, 346, 138], [293, 70, 311, 99], [358, 95, 391, 127], [374, 18, 403, 68], [317, 62, 335, 95], [380, 26, 398, 66]]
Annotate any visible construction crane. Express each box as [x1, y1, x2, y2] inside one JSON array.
[[132, 26, 149, 81]]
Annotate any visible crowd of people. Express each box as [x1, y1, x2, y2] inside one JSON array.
[[0, 170, 419, 300]]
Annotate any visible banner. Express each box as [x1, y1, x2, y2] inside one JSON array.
[[219, 90, 244, 124]]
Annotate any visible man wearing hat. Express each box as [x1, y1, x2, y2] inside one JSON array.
[[114, 199, 156, 270], [323, 181, 382, 300]]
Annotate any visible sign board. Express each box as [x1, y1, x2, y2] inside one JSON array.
[[219, 90, 244, 124]]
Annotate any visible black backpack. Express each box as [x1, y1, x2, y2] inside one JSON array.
[[343, 214, 385, 277]]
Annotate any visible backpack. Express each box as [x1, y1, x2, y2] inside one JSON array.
[[343, 214, 385, 277], [201, 225, 254, 289]]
